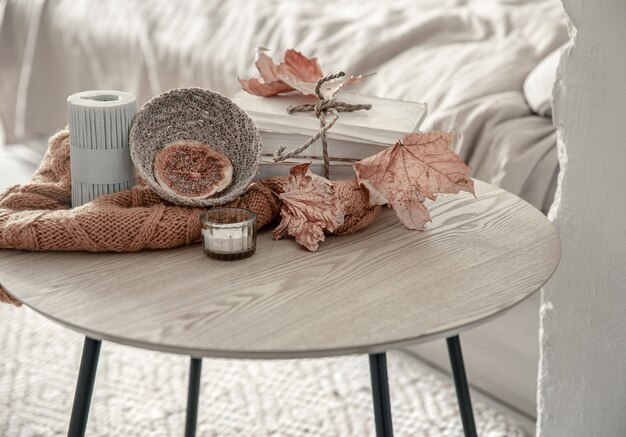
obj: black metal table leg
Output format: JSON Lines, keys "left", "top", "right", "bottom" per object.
{"left": 68, "top": 337, "right": 102, "bottom": 437}
{"left": 447, "top": 335, "right": 477, "bottom": 437}
{"left": 184, "top": 357, "right": 202, "bottom": 437}
{"left": 369, "top": 353, "right": 394, "bottom": 437}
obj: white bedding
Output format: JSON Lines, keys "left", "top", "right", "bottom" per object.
{"left": 0, "top": 0, "right": 567, "bottom": 211}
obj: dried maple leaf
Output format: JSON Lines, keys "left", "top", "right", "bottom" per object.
{"left": 280, "top": 72, "right": 375, "bottom": 98}
{"left": 239, "top": 48, "right": 323, "bottom": 97}
{"left": 353, "top": 131, "right": 474, "bottom": 230}
{"left": 273, "top": 163, "right": 345, "bottom": 251}
{"left": 240, "top": 48, "right": 372, "bottom": 97}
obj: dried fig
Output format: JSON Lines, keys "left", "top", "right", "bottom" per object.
{"left": 154, "top": 140, "right": 233, "bottom": 199}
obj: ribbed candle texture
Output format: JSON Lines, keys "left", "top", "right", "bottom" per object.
{"left": 68, "top": 90, "right": 137, "bottom": 207}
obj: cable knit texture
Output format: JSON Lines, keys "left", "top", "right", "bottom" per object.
{"left": 0, "top": 131, "right": 380, "bottom": 306}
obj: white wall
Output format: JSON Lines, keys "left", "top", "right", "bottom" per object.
{"left": 538, "top": 1, "right": 626, "bottom": 435}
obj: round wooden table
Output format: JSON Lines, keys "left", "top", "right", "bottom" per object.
{"left": 0, "top": 181, "right": 560, "bottom": 437}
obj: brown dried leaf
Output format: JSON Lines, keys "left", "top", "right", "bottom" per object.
{"left": 273, "top": 163, "right": 345, "bottom": 251}
{"left": 353, "top": 131, "right": 474, "bottom": 230}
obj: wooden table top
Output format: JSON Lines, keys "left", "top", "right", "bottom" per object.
{"left": 0, "top": 181, "right": 560, "bottom": 359}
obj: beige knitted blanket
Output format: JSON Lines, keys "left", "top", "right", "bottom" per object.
{"left": 0, "top": 131, "right": 379, "bottom": 306}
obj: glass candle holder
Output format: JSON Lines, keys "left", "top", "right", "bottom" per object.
{"left": 200, "top": 208, "right": 257, "bottom": 260}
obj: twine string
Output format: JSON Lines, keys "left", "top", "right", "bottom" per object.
{"left": 272, "top": 71, "right": 372, "bottom": 179}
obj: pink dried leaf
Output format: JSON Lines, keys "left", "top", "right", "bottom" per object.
{"left": 276, "top": 76, "right": 320, "bottom": 96}
{"left": 255, "top": 47, "right": 282, "bottom": 82}
{"left": 353, "top": 131, "right": 474, "bottom": 230}
{"left": 240, "top": 48, "right": 324, "bottom": 97}
{"left": 240, "top": 48, "right": 373, "bottom": 97}
{"left": 273, "top": 163, "right": 345, "bottom": 251}
{"left": 280, "top": 72, "right": 375, "bottom": 97}
{"left": 388, "top": 194, "right": 432, "bottom": 230}
{"left": 344, "top": 72, "right": 376, "bottom": 87}
{"left": 278, "top": 49, "right": 324, "bottom": 83}
{"left": 322, "top": 72, "right": 375, "bottom": 98}
{"left": 239, "top": 78, "right": 293, "bottom": 97}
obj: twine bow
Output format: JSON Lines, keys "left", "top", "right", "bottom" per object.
{"left": 272, "top": 71, "right": 372, "bottom": 178}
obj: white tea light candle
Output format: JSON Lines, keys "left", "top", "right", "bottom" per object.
{"left": 201, "top": 208, "right": 257, "bottom": 260}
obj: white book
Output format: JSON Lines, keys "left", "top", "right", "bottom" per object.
{"left": 235, "top": 90, "right": 428, "bottom": 180}
{"left": 259, "top": 130, "right": 388, "bottom": 161}
{"left": 233, "top": 91, "right": 427, "bottom": 145}
{"left": 256, "top": 157, "right": 356, "bottom": 180}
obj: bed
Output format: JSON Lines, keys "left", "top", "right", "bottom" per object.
{"left": 0, "top": 0, "right": 568, "bottom": 419}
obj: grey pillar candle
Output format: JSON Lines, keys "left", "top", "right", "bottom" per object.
{"left": 67, "top": 90, "right": 137, "bottom": 207}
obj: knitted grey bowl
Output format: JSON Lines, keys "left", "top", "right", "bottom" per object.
{"left": 130, "top": 88, "right": 262, "bottom": 206}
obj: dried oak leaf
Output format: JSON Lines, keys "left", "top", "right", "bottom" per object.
{"left": 353, "top": 131, "right": 475, "bottom": 230}
{"left": 273, "top": 163, "right": 345, "bottom": 251}
{"left": 239, "top": 48, "right": 323, "bottom": 97}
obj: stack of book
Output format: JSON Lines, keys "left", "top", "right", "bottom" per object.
{"left": 232, "top": 91, "right": 427, "bottom": 179}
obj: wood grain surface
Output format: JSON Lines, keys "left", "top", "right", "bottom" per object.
{"left": 0, "top": 181, "right": 560, "bottom": 359}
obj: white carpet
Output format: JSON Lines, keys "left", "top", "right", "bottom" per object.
{"left": 0, "top": 305, "right": 524, "bottom": 436}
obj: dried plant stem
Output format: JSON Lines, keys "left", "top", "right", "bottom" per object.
{"left": 272, "top": 71, "right": 372, "bottom": 179}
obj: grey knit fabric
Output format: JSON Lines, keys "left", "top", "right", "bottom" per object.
{"left": 130, "top": 88, "right": 261, "bottom": 206}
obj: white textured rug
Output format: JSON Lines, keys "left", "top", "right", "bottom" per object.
{"left": 0, "top": 305, "right": 524, "bottom": 436}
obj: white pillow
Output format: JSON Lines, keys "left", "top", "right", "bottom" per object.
{"left": 523, "top": 47, "right": 563, "bottom": 117}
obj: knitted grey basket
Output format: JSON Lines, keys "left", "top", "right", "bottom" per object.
{"left": 130, "top": 88, "right": 262, "bottom": 206}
